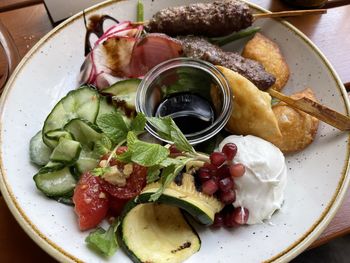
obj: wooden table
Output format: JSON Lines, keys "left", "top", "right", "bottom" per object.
{"left": 0, "top": 0, "right": 349, "bottom": 261}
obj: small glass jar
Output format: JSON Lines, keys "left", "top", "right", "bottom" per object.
{"left": 136, "top": 58, "right": 233, "bottom": 145}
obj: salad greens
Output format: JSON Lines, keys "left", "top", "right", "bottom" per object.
{"left": 92, "top": 111, "right": 207, "bottom": 202}
{"left": 86, "top": 220, "right": 120, "bottom": 257}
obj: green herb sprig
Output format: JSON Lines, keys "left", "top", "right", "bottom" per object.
{"left": 93, "top": 112, "right": 209, "bottom": 201}
{"left": 85, "top": 219, "right": 120, "bottom": 257}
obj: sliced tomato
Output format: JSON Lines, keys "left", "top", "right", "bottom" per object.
{"left": 73, "top": 172, "right": 109, "bottom": 231}
{"left": 99, "top": 146, "right": 147, "bottom": 199}
{"left": 100, "top": 163, "right": 147, "bottom": 199}
{"left": 109, "top": 196, "right": 130, "bottom": 216}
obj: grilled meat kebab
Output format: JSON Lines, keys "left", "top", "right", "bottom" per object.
{"left": 178, "top": 36, "right": 276, "bottom": 90}
{"left": 146, "top": 0, "right": 253, "bottom": 37}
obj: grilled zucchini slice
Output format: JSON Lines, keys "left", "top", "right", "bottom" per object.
{"left": 118, "top": 203, "right": 200, "bottom": 263}
{"left": 139, "top": 173, "right": 223, "bottom": 225}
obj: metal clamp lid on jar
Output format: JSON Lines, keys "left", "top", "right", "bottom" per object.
{"left": 136, "top": 58, "right": 233, "bottom": 145}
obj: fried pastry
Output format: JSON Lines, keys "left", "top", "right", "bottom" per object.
{"left": 242, "top": 33, "right": 289, "bottom": 91}
{"left": 214, "top": 66, "right": 282, "bottom": 142}
{"left": 270, "top": 88, "right": 319, "bottom": 153}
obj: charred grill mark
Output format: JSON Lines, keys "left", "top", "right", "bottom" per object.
{"left": 171, "top": 241, "right": 192, "bottom": 253}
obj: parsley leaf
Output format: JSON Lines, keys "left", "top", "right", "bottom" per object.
{"left": 85, "top": 220, "right": 119, "bottom": 257}
{"left": 96, "top": 112, "right": 129, "bottom": 144}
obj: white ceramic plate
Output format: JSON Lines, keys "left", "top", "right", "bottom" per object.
{"left": 0, "top": 1, "right": 349, "bottom": 262}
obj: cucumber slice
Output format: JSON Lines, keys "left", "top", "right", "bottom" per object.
{"left": 50, "top": 138, "right": 82, "bottom": 165}
{"left": 102, "top": 79, "right": 140, "bottom": 116}
{"left": 97, "top": 96, "right": 132, "bottom": 127}
{"left": 29, "top": 131, "right": 52, "bottom": 166}
{"left": 54, "top": 196, "right": 74, "bottom": 206}
{"left": 118, "top": 203, "right": 200, "bottom": 263}
{"left": 45, "top": 129, "right": 72, "bottom": 141}
{"left": 34, "top": 167, "right": 76, "bottom": 197}
{"left": 64, "top": 119, "right": 102, "bottom": 150}
{"left": 97, "top": 96, "right": 115, "bottom": 118}
{"left": 39, "top": 161, "right": 66, "bottom": 173}
{"left": 42, "top": 86, "right": 100, "bottom": 148}
{"left": 75, "top": 150, "right": 99, "bottom": 175}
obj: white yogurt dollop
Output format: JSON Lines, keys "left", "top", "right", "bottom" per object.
{"left": 219, "top": 135, "right": 287, "bottom": 224}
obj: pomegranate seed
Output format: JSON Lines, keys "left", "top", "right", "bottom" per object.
{"left": 222, "top": 143, "right": 237, "bottom": 161}
{"left": 212, "top": 213, "right": 224, "bottom": 228}
{"left": 210, "top": 152, "right": 227, "bottom": 167}
{"left": 169, "top": 144, "right": 181, "bottom": 154}
{"left": 218, "top": 177, "right": 234, "bottom": 192}
{"left": 202, "top": 179, "right": 219, "bottom": 195}
{"left": 229, "top": 163, "right": 246, "bottom": 178}
{"left": 169, "top": 145, "right": 183, "bottom": 157}
{"left": 215, "top": 165, "right": 230, "bottom": 179}
{"left": 203, "top": 163, "right": 219, "bottom": 177}
{"left": 219, "top": 190, "right": 236, "bottom": 204}
{"left": 198, "top": 169, "right": 211, "bottom": 182}
{"left": 233, "top": 207, "right": 249, "bottom": 225}
{"left": 224, "top": 210, "right": 237, "bottom": 228}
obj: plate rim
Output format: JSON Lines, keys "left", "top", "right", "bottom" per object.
{"left": 0, "top": 0, "right": 349, "bottom": 262}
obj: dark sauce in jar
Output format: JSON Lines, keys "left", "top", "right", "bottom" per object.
{"left": 155, "top": 93, "right": 215, "bottom": 135}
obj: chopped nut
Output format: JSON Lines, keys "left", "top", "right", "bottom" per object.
{"left": 85, "top": 198, "right": 92, "bottom": 204}
{"left": 92, "top": 184, "right": 99, "bottom": 193}
{"left": 81, "top": 184, "right": 88, "bottom": 190}
{"left": 99, "top": 160, "right": 108, "bottom": 168}
{"left": 123, "top": 163, "right": 134, "bottom": 177}
{"left": 102, "top": 166, "right": 127, "bottom": 186}
{"left": 99, "top": 192, "right": 107, "bottom": 199}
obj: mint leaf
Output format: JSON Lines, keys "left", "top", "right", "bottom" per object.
{"left": 126, "top": 131, "right": 138, "bottom": 149}
{"left": 147, "top": 117, "right": 172, "bottom": 141}
{"left": 147, "top": 165, "right": 161, "bottom": 183}
{"left": 97, "top": 112, "right": 129, "bottom": 143}
{"left": 147, "top": 116, "right": 195, "bottom": 154}
{"left": 91, "top": 167, "right": 110, "bottom": 177}
{"left": 130, "top": 113, "right": 146, "bottom": 132}
{"left": 149, "top": 165, "right": 175, "bottom": 201}
{"left": 116, "top": 150, "right": 132, "bottom": 163}
{"left": 85, "top": 224, "right": 118, "bottom": 257}
{"left": 149, "top": 159, "right": 187, "bottom": 201}
{"left": 169, "top": 119, "right": 195, "bottom": 154}
{"left": 94, "top": 135, "right": 112, "bottom": 155}
{"left": 131, "top": 141, "right": 169, "bottom": 167}
{"left": 159, "top": 156, "right": 186, "bottom": 167}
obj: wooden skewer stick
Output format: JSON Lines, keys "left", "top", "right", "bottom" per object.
{"left": 268, "top": 88, "right": 350, "bottom": 131}
{"left": 253, "top": 9, "right": 327, "bottom": 20}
